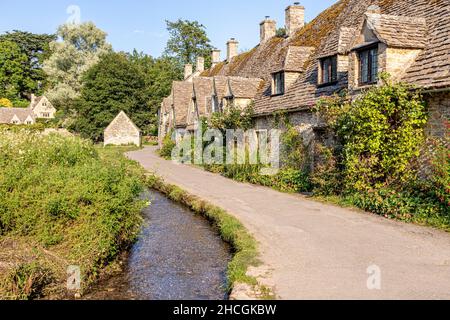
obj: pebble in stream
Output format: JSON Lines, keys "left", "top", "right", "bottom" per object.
{"left": 87, "top": 190, "right": 231, "bottom": 300}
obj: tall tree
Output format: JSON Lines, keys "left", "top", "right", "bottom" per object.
{"left": 43, "top": 22, "right": 111, "bottom": 109}
{"left": 128, "top": 50, "right": 183, "bottom": 134}
{"left": 0, "top": 31, "right": 56, "bottom": 98}
{"left": 0, "top": 40, "right": 29, "bottom": 104}
{"left": 71, "top": 52, "right": 150, "bottom": 141}
{"left": 164, "top": 19, "right": 213, "bottom": 68}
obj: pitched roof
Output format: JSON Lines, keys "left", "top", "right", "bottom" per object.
{"left": 364, "top": 12, "right": 428, "bottom": 49}
{"left": 213, "top": 76, "right": 229, "bottom": 100}
{"left": 29, "top": 97, "right": 43, "bottom": 109}
{"left": 105, "top": 111, "right": 140, "bottom": 133}
{"left": 227, "top": 77, "right": 263, "bottom": 99}
{"left": 172, "top": 81, "right": 193, "bottom": 127}
{"left": 397, "top": 0, "right": 450, "bottom": 88}
{"left": 193, "top": 77, "right": 214, "bottom": 117}
{"left": 274, "top": 46, "right": 315, "bottom": 73}
{"left": 319, "top": 27, "right": 358, "bottom": 58}
{"left": 0, "top": 108, "right": 35, "bottom": 124}
{"left": 175, "top": 0, "right": 450, "bottom": 117}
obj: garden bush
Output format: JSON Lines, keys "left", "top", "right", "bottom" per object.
{"left": 159, "top": 132, "right": 176, "bottom": 159}
{"left": 315, "top": 74, "right": 448, "bottom": 226}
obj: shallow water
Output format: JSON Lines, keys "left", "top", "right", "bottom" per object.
{"left": 86, "top": 190, "right": 231, "bottom": 300}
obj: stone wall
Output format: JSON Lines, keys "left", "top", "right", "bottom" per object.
{"left": 104, "top": 129, "right": 141, "bottom": 147}
{"left": 382, "top": 45, "right": 422, "bottom": 81}
{"left": 426, "top": 91, "right": 450, "bottom": 139}
{"left": 104, "top": 112, "right": 141, "bottom": 147}
{"left": 284, "top": 72, "right": 301, "bottom": 91}
{"left": 254, "top": 109, "right": 322, "bottom": 147}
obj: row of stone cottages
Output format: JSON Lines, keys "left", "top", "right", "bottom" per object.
{"left": 158, "top": 0, "right": 449, "bottom": 158}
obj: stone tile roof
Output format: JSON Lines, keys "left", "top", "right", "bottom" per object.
{"left": 177, "top": 0, "right": 450, "bottom": 117}
{"left": 364, "top": 12, "right": 428, "bottom": 49}
{"left": 395, "top": 0, "right": 450, "bottom": 89}
{"left": 274, "top": 46, "right": 316, "bottom": 72}
{"left": 213, "top": 76, "right": 229, "bottom": 101}
{"left": 105, "top": 111, "right": 140, "bottom": 133}
{"left": 193, "top": 77, "right": 214, "bottom": 117}
{"left": 0, "top": 108, "right": 35, "bottom": 124}
{"left": 172, "top": 81, "right": 193, "bottom": 127}
{"left": 226, "top": 77, "right": 263, "bottom": 99}
{"left": 29, "top": 97, "right": 42, "bottom": 109}
{"left": 319, "top": 27, "right": 358, "bottom": 58}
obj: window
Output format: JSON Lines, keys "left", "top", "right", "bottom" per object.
{"left": 42, "top": 112, "right": 50, "bottom": 118}
{"left": 319, "top": 56, "right": 337, "bottom": 85}
{"left": 272, "top": 72, "right": 285, "bottom": 95}
{"left": 359, "top": 46, "right": 378, "bottom": 85}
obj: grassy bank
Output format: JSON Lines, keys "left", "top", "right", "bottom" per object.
{"left": 0, "top": 130, "right": 146, "bottom": 299}
{"left": 145, "top": 174, "right": 273, "bottom": 298}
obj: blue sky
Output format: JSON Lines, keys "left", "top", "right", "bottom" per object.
{"left": 0, "top": 0, "right": 338, "bottom": 57}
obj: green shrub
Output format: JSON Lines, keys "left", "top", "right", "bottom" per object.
{"left": 310, "top": 143, "right": 343, "bottom": 196}
{"left": 346, "top": 186, "right": 449, "bottom": 229}
{"left": 339, "top": 75, "right": 427, "bottom": 191}
{"left": 159, "top": 133, "right": 176, "bottom": 159}
{"left": 210, "top": 104, "right": 254, "bottom": 131}
{"left": 314, "top": 74, "right": 448, "bottom": 226}
{"left": 280, "top": 126, "right": 309, "bottom": 170}
{"left": 429, "top": 139, "right": 450, "bottom": 208}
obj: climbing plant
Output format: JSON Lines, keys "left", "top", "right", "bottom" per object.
{"left": 315, "top": 73, "right": 428, "bottom": 192}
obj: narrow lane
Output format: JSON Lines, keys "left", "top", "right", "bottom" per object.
{"left": 128, "top": 147, "right": 450, "bottom": 300}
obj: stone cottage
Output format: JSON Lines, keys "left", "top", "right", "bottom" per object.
{"left": 0, "top": 94, "right": 57, "bottom": 125}
{"left": 0, "top": 107, "right": 36, "bottom": 125}
{"left": 159, "top": 0, "right": 450, "bottom": 146}
{"left": 104, "top": 111, "right": 141, "bottom": 147}
{"left": 29, "top": 94, "right": 57, "bottom": 119}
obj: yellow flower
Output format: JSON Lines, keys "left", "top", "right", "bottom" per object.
{"left": 0, "top": 98, "right": 13, "bottom": 108}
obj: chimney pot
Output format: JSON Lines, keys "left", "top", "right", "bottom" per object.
{"left": 227, "top": 38, "right": 239, "bottom": 62}
{"left": 286, "top": 2, "right": 305, "bottom": 37}
{"left": 184, "top": 64, "right": 193, "bottom": 80}
{"left": 260, "top": 17, "right": 277, "bottom": 43}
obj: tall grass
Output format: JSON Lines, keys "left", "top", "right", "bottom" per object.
{"left": 0, "top": 130, "right": 146, "bottom": 299}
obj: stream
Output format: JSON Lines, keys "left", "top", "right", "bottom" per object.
{"left": 86, "top": 190, "right": 231, "bottom": 300}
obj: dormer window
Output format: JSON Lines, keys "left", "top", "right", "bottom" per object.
{"left": 358, "top": 46, "right": 378, "bottom": 85}
{"left": 272, "top": 72, "right": 285, "bottom": 96}
{"left": 319, "top": 55, "right": 337, "bottom": 86}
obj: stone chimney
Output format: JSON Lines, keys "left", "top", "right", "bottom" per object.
{"left": 196, "top": 56, "right": 205, "bottom": 73}
{"left": 286, "top": 2, "right": 305, "bottom": 37}
{"left": 260, "top": 16, "right": 277, "bottom": 43}
{"left": 31, "top": 94, "right": 36, "bottom": 105}
{"left": 211, "top": 49, "right": 221, "bottom": 68}
{"left": 227, "top": 38, "right": 239, "bottom": 62}
{"left": 184, "top": 64, "right": 193, "bottom": 80}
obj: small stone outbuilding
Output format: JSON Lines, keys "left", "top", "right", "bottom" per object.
{"left": 104, "top": 111, "right": 141, "bottom": 147}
